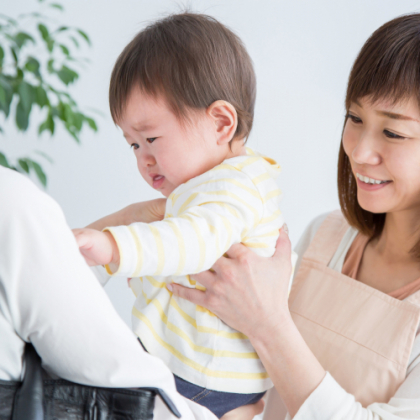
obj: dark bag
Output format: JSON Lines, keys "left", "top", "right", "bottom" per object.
{"left": 5, "top": 344, "right": 181, "bottom": 420}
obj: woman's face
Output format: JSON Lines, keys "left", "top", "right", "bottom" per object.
{"left": 343, "top": 96, "right": 420, "bottom": 215}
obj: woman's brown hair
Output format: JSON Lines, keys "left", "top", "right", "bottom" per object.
{"left": 338, "top": 14, "right": 420, "bottom": 260}
{"left": 109, "top": 12, "right": 256, "bottom": 143}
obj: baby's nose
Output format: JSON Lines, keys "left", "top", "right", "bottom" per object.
{"left": 139, "top": 151, "right": 156, "bottom": 166}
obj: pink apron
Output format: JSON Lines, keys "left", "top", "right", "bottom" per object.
{"left": 288, "top": 211, "right": 420, "bottom": 407}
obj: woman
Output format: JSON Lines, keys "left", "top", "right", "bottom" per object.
{"left": 169, "top": 14, "right": 420, "bottom": 419}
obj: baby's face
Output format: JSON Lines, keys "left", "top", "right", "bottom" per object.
{"left": 118, "top": 87, "right": 223, "bottom": 197}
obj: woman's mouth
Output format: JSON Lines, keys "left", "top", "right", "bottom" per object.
{"left": 355, "top": 172, "right": 392, "bottom": 191}
{"left": 152, "top": 175, "right": 165, "bottom": 189}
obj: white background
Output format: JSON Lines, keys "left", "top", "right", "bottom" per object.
{"left": 3, "top": 0, "right": 420, "bottom": 326}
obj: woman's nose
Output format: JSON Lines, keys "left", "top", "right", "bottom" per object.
{"left": 351, "top": 133, "right": 381, "bottom": 166}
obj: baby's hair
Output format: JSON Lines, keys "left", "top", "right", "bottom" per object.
{"left": 109, "top": 12, "right": 256, "bottom": 143}
{"left": 338, "top": 13, "right": 420, "bottom": 260}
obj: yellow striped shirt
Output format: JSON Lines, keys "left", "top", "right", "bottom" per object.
{"left": 107, "top": 149, "right": 284, "bottom": 393}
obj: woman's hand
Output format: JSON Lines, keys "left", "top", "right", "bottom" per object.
{"left": 219, "top": 400, "right": 264, "bottom": 420}
{"left": 169, "top": 228, "right": 326, "bottom": 418}
{"left": 86, "top": 198, "right": 166, "bottom": 230}
{"left": 168, "top": 228, "right": 293, "bottom": 340}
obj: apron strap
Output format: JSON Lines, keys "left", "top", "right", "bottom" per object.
{"left": 303, "top": 210, "right": 350, "bottom": 266}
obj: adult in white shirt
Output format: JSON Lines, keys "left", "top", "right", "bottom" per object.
{"left": 168, "top": 13, "right": 420, "bottom": 420}
{"left": 0, "top": 166, "right": 262, "bottom": 420}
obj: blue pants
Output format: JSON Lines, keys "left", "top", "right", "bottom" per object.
{"left": 174, "top": 375, "right": 265, "bottom": 418}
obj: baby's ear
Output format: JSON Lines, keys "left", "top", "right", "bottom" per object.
{"left": 207, "top": 100, "right": 238, "bottom": 145}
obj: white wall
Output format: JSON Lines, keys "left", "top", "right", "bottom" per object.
{"left": 3, "top": 0, "right": 420, "bottom": 325}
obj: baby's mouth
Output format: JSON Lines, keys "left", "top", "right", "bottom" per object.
{"left": 152, "top": 175, "right": 165, "bottom": 189}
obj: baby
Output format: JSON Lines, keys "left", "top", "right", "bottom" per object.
{"left": 75, "top": 12, "right": 287, "bottom": 418}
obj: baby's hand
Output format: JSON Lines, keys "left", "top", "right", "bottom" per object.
{"left": 72, "top": 228, "right": 120, "bottom": 268}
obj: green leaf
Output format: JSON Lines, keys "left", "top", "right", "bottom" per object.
{"left": 15, "top": 100, "right": 30, "bottom": 130}
{"left": 77, "top": 29, "right": 91, "bottom": 46}
{"left": 67, "top": 128, "right": 80, "bottom": 143}
{"left": 59, "top": 44, "right": 69, "bottom": 56}
{"left": 63, "top": 103, "right": 74, "bottom": 124}
{"left": 72, "top": 112, "right": 83, "bottom": 131}
{"left": 29, "top": 159, "right": 47, "bottom": 186}
{"left": 0, "top": 14, "right": 17, "bottom": 26}
{"left": 0, "top": 152, "right": 10, "bottom": 168}
{"left": 0, "top": 46, "right": 4, "bottom": 68}
{"left": 18, "top": 82, "right": 34, "bottom": 112}
{"left": 38, "top": 23, "right": 49, "bottom": 42}
{"left": 18, "top": 158, "right": 30, "bottom": 173}
{"left": 14, "top": 32, "right": 35, "bottom": 49}
{"left": 10, "top": 47, "right": 18, "bottom": 64}
{"left": 34, "top": 150, "right": 54, "bottom": 163}
{"left": 56, "top": 26, "right": 69, "bottom": 32}
{"left": 16, "top": 68, "right": 24, "bottom": 80}
{"left": 56, "top": 65, "right": 78, "bottom": 85}
{"left": 49, "top": 3, "right": 64, "bottom": 11}
{"left": 70, "top": 36, "right": 79, "bottom": 48}
{"left": 85, "top": 116, "right": 98, "bottom": 131}
{"left": 38, "top": 112, "right": 54, "bottom": 135}
{"left": 47, "top": 39, "right": 54, "bottom": 52}
{"left": 0, "top": 76, "right": 13, "bottom": 117}
{"left": 25, "top": 57, "right": 41, "bottom": 77}
{"left": 55, "top": 101, "right": 65, "bottom": 120}
{"left": 47, "top": 59, "right": 54, "bottom": 73}
{"left": 35, "top": 85, "right": 48, "bottom": 108}
{"left": 18, "top": 12, "right": 44, "bottom": 19}
{"left": 0, "top": 85, "right": 5, "bottom": 105}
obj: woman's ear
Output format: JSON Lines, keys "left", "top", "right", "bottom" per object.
{"left": 207, "top": 100, "right": 238, "bottom": 145}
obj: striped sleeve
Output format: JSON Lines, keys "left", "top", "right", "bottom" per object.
{"left": 105, "top": 169, "right": 265, "bottom": 278}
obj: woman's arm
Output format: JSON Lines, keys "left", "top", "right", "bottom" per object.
{"left": 168, "top": 230, "right": 325, "bottom": 418}
{"left": 86, "top": 198, "right": 166, "bottom": 230}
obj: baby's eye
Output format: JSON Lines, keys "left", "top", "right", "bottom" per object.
{"left": 384, "top": 130, "right": 405, "bottom": 140}
{"left": 146, "top": 137, "right": 157, "bottom": 144}
{"left": 130, "top": 143, "right": 139, "bottom": 150}
{"left": 346, "top": 113, "right": 362, "bottom": 124}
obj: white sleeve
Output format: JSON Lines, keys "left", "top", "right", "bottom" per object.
{"left": 0, "top": 168, "right": 216, "bottom": 420}
{"left": 293, "top": 366, "right": 420, "bottom": 420}
{"left": 264, "top": 366, "right": 420, "bottom": 420}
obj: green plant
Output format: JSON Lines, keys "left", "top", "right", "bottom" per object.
{"left": 0, "top": 0, "right": 98, "bottom": 186}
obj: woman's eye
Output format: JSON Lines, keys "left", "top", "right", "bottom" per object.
{"left": 346, "top": 113, "right": 362, "bottom": 124}
{"left": 384, "top": 130, "right": 405, "bottom": 140}
{"left": 146, "top": 137, "right": 157, "bottom": 144}
{"left": 130, "top": 143, "right": 139, "bottom": 150}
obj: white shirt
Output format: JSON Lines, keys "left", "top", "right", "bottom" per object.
{"left": 0, "top": 167, "right": 216, "bottom": 420}
{"left": 264, "top": 213, "right": 420, "bottom": 420}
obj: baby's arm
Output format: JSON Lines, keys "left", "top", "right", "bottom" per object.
{"left": 105, "top": 172, "right": 275, "bottom": 278}
{"left": 73, "top": 198, "right": 166, "bottom": 268}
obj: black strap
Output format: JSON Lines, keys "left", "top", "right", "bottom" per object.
{"left": 11, "top": 343, "right": 181, "bottom": 419}
{"left": 142, "top": 388, "right": 181, "bottom": 418}
{"left": 12, "top": 344, "right": 44, "bottom": 420}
